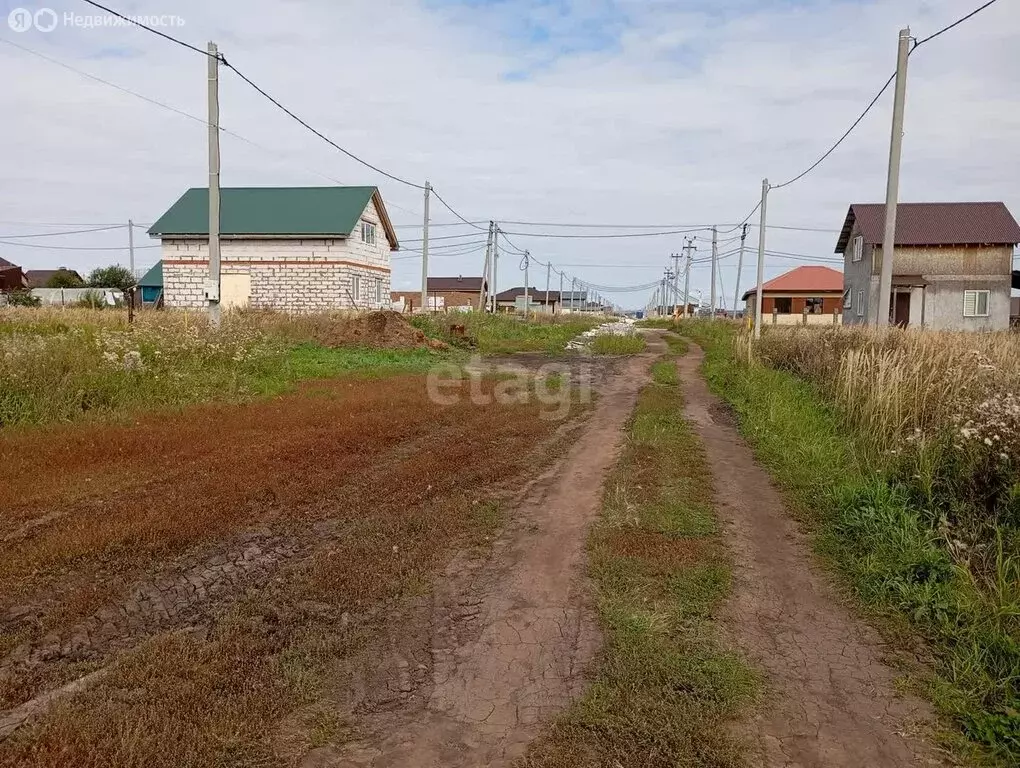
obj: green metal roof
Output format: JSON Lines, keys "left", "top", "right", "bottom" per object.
{"left": 147, "top": 186, "right": 389, "bottom": 240}
{"left": 138, "top": 260, "right": 163, "bottom": 288}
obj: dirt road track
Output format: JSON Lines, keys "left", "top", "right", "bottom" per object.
{"left": 316, "top": 344, "right": 661, "bottom": 768}
{"left": 677, "top": 343, "right": 943, "bottom": 767}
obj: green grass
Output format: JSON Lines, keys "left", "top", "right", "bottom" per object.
{"left": 589, "top": 334, "right": 647, "bottom": 356}
{"left": 280, "top": 343, "right": 448, "bottom": 381}
{"left": 522, "top": 352, "right": 758, "bottom": 768}
{"left": 679, "top": 319, "right": 1020, "bottom": 765}
{"left": 409, "top": 312, "right": 600, "bottom": 354}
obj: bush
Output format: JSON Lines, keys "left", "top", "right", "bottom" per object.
{"left": 5, "top": 290, "right": 40, "bottom": 307}
{"left": 45, "top": 269, "right": 84, "bottom": 288}
{"left": 87, "top": 264, "right": 135, "bottom": 292}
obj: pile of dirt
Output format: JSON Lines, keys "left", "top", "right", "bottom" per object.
{"left": 312, "top": 311, "right": 447, "bottom": 351}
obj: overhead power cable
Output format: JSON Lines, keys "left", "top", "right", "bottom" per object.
{"left": 0, "top": 224, "right": 127, "bottom": 239}
{"left": 913, "top": 0, "right": 1000, "bottom": 47}
{"left": 79, "top": 0, "right": 212, "bottom": 57}
{"left": 0, "top": 239, "right": 159, "bottom": 251}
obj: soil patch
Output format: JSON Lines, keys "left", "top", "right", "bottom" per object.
{"left": 676, "top": 343, "right": 944, "bottom": 767}
{"left": 308, "top": 311, "right": 447, "bottom": 350}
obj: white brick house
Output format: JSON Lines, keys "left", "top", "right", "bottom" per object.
{"left": 148, "top": 186, "right": 398, "bottom": 312}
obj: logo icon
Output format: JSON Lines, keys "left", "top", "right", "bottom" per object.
{"left": 8, "top": 8, "right": 33, "bottom": 32}
{"left": 34, "top": 7, "right": 57, "bottom": 32}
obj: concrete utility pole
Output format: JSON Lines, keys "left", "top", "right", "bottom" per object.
{"left": 558, "top": 270, "right": 563, "bottom": 315}
{"left": 571, "top": 276, "right": 577, "bottom": 313}
{"left": 421, "top": 181, "right": 431, "bottom": 313}
{"left": 753, "top": 178, "right": 770, "bottom": 339}
{"left": 710, "top": 226, "right": 718, "bottom": 319}
{"left": 545, "top": 262, "right": 551, "bottom": 315}
{"left": 128, "top": 219, "right": 136, "bottom": 280}
{"left": 683, "top": 237, "right": 694, "bottom": 317}
{"left": 478, "top": 220, "right": 494, "bottom": 311}
{"left": 733, "top": 223, "right": 748, "bottom": 318}
{"left": 206, "top": 41, "right": 222, "bottom": 328}
{"left": 523, "top": 250, "right": 530, "bottom": 319}
{"left": 671, "top": 251, "right": 682, "bottom": 315}
{"left": 490, "top": 224, "right": 499, "bottom": 313}
{"left": 878, "top": 27, "right": 911, "bottom": 328}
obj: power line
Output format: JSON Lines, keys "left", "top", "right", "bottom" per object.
{"left": 0, "top": 225, "right": 127, "bottom": 239}
{"left": 430, "top": 189, "right": 489, "bottom": 232}
{"left": 913, "top": 0, "right": 1000, "bottom": 47}
{"left": 79, "top": 0, "right": 212, "bottom": 58}
{"left": 0, "top": 239, "right": 159, "bottom": 251}
{"left": 498, "top": 226, "right": 708, "bottom": 240}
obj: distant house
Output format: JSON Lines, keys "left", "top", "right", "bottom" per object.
{"left": 836, "top": 202, "right": 1020, "bottom": 330}
{"left": 137, "top": 261, "right": 164, "bottom": 306}
{"left": 24, "top": 268, "right": 83, "bottom": 289}
{"left": 148, "top": 186, "right": 398, "bottom": 312}
{"left": 494, "top": 287, "right": 561, "bottom": 314}
{"left": 742, "top": 265, "right": 844, "bottom": 324}
{"left": 391, "top": 276, "right": 488, "bottom": 312}
{"left": 0, "top": 257, "right": 26, "bottom": 293}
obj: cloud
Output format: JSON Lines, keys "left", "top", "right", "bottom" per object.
{"left": 0, "top": 0, "right": 1017, "bottom": 306}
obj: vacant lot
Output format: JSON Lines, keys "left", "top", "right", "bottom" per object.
{"left": 686, "top": 321, "right": 1020, "bottom": 764}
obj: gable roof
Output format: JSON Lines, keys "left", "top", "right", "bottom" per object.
{"left": 426, "top": 276, "right": 487, "bottom": 292}
{"left": 742, "top": 266, "right": 843, "bottom": 300}
{"left": 495, "top": 287, "right": 561, "bottom": 303}
{"left": 147, "top": 186, "right": 399, "bottom": 250}
{"left": 0, "top": 257, "right": 16, "bottom": 269}
{"left": 836, "top": 202, "right": 1020, "bottom": 253}
{"left": 138, "top": 261, "right": 163, "bottom": 288}
{"left": 24, "top": 269, "right": 83, "bottom": 288}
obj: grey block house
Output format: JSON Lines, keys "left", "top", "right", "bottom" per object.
{"left": 149, "top": 186, "right": 399, "bottom": 312}
{"left": 836, "top": 202, "right": 1020, "bottom": 331}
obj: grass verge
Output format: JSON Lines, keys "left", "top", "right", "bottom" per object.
{"left": 522, "top": 356, "right": 758, "bottom": 767}
{"left": 409, "top": 312, "right": 601, "bottom": 354}
{"left": 589, "top": 334, "right": 647, "bottom": 356}
{"left": 679, "top": 320, "right": 1018, "bottom": 765}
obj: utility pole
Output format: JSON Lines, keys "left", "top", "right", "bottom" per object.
{"left": 128, "top": 219, "right": 136, "bottom": 280}
{"left": 206, "top": 41, "right": 222, "bottom": 329}
{"left": 671, "top": 251, "right": 682, "bottom": 315}
{"left": 545, "top": 261, "right": 551, "bottom": 315}
{"left": 490, "top": 224, "right": 499, "bottom": 313}
{"left": 878, "top": 27, "right": 911, "bottom": 329}
{"left": 709, "top": 226, "right": 718, "bottom": 319}
{"left": 478, "top": 220, "right": 494, "bottom": 311}
{"left": 523, "top": 250, "right": 530, "bottom": 319}
{"left": 571, "top": 276, "right": 577, "bottom": 313}
{"left": 753, "top": 179, "right": 770, "bottom": 339}
{"left": 733, "top": 223, "right": 748, "bottom": 318}
{"left": 421, "top": 181, "right": 431, "bottom": 313}
{"left": 558, "top": 270, "right": 563, "bottom": 315}
{"left": 683, "top": 237, "right": 694, "bottom": 317}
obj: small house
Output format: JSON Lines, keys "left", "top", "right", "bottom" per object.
{"left": 391, "top": 276, "right": 488, "bottom": 312}
{"left": 494, "top": 287, "right": 561, "bottom": 314}
{"left": 137, "top": 261, "right": 164, "bottom": 306}
{"left": 836, "top": 202, "right": 1020, "bottom": 330}
{"left": 148, "top": 186, "right": 398, "bottom": 312}
{"left": 742, "top": 265, "right": 844, "bottom": 324}
{"left": 24, "top": 268, "right": 83, "bottom": 289}
{"left": 0, "top": 257, "right": 26, "bottom": 293}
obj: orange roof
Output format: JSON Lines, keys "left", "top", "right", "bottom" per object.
{"left": 742, "top": 266, "right": 843, "bottom": 300}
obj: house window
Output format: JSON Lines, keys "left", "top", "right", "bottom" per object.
{"left": 806, "top": 297, "right": 824, "bottom": 314}
{"left": 963, "top": 289, "right": 990, "bottom": 318}
{"left": 851, "top": 235, "right": 863, "bottom": 263}
{"left": 843, "top": 288, "right": 852, "bottom": 309}
{"left": 352, "top": 275, "right": 361, "bottom": 302}
{"left": 774, "top": 297, "right": 792, "bottom": 314}
{"left": 361, "top": 221, "right": 377, "bottom": 246}
{"left": 375, "top": 279, "right": 382, "bottom": 304}
{"left": 856, "top": 290, "right": 865, "bottom": 316}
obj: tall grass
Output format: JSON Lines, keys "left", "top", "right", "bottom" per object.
{"left": 408, "top": 312, "right": 601, "bottom": 354}
{"left": 683, "top": 321, "right": 1020, "bottom": 763}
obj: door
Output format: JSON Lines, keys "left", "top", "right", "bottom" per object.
{"left": 893, "top": 291, "right": 910, "bottom": 327}
{"left": 221, "top": 273, "right": 252, "bottom": 310}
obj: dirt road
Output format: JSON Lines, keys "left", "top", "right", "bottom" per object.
{"left": 677, "top": 343, "right": 942, "bottom": 767}
{"left": 315, "top": 348, "right": 658, "bottom": 768}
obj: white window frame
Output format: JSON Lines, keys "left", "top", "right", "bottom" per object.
{"left": 851, "top": 235, "right": 863, "bottom": 263}
{"left": 361, "top": 220, "right": 377, "bottom": 246}
{"left": 963, "top": 289, "right": 990, "bottom": 318}
{"left": 842, "top": 287, "right": 852, "bottom": 309}
{"left": 352, "top": 275, "right": 361, "bottom": 302}
{"left": 856, "top": 290, "right": 865, "bottom": 317}
{"left": 375, "top": 279, "right": 382, "bottom": 305}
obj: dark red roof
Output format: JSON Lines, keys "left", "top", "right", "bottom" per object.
{"left": 742, "top": 266, "right": 843, "bottom": 300}
{"left": 836, "top": 202, "right": 1020, "bottom": 253}
{"left": 0, "top": 257, "right": 16, "bottom": 269}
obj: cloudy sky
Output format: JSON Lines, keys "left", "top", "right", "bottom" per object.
{"left": 1, "top": 0, "right": 1017, "bottom": 309}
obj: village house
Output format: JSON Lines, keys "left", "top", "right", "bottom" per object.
{"left": 494, "top": 287, "right": 561, "bottom": 314}
{"left": 148, "top": 186, "right": 398, "bottom": 312}
{"left": 836, "top": 202, "right": 1020, "bottom": 330}
{"left": 391, "top": 276, "right": 488, "bottom": 312}
{"left": 742, "top": 265, "right": 845, "bottom": 325}
{"left": 0, "top": 257, "right": 26, "bottom": 293}
{"left": 24, "top": 268, "right": 83, "bottom": 289}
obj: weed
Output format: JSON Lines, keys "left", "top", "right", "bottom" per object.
{"left": 589, "top": 334, "right": 646, "bottom": 356}
{"left": 409, "top": 312, "right": 600, "bottom": 354}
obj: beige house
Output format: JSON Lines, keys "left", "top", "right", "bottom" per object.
{"left": 148, "top": 186, "right": 398, "bottom": 312}
{"left": 837, "top": 202, "right": 1020, "bottom": 330}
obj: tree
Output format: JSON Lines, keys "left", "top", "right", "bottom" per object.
{"left": 45, "top": 269, "right": 84, "bottom": 288}
{"left": 87, "top": 264, "right": 134, "bottom": 292}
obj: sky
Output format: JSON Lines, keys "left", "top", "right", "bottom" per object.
{"left": 1, "top": 0, "right": 1018, "bottom": 310}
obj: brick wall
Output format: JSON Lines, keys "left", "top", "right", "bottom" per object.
{"left": 161, "top": 237, "right": 391, "bottom": 312}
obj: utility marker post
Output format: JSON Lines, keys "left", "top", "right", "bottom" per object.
{"left": 421, "top": 181, "right": 431, "bottom": 313}
{"left": 523, "top": 251, "right": 530, "bottom": 319}
{"left": 206, "top": 41, "right": 222, "bottom": 329}
{"left": 545, "top": 262, "right": 551, "bottom": 315}
{"left": 753, "top": 179, "right": 770, "bottom": 339}
{"left": 683, "top": 237, "right": 694, "bottom": 317}
{"left": 478, "top": 220, "right": 494, "bottom": 311}
{"left": 709, "top": 226, "right": 718, "bottom": 319}
{"left": 878, "top": 27, "right": 911, "bottom": 329}
{"left": 733, "top": 223, "right": 748, "bottom": 318}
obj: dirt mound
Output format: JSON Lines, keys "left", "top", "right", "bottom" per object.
{"left": 312, "top": 311, "right": 447, "bottom": 350}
